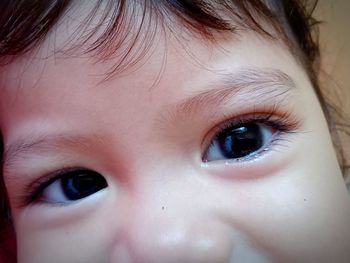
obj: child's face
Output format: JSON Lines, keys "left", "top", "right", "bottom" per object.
{"left": 1, "top": 17, "right": 350, "bottom": 263}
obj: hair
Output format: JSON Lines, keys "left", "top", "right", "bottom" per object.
{"left": 1, "top": 0, "right": 348, "bottom": 260}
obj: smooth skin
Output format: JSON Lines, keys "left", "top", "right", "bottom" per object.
{"left": 1, "top": 7, "right": 350, "bottom": 263}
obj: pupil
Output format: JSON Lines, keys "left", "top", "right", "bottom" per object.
{"left": 218, "top": 123, "right": 263, "bottom": 158}
{"left": 61, "top": 171, "right": 107, "bottom": 200}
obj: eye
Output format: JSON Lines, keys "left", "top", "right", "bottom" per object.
{"left": 35, "top": 169, "right": 108, "bottom": 204}
{"left": 203, "top": 122, "right": 277, "bottom": 162}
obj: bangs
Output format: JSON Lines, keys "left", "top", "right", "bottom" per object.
{"left": 0, "top": 1, "right": 319, "bottom": 75}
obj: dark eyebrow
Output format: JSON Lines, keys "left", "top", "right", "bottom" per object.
{"left": 169, "top": 68, "right": 296, "bottom": 122}
{"left": 2, "top": 134, "right": 103, "bottom": 174}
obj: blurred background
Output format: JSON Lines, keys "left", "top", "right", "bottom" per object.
{"left": 316, "top": 0, "right": 350, "bottom": 183}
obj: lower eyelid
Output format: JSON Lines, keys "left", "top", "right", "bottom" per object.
{"left": 201, "top": 133, "right": 297, "bottom": 181}
{"left": 203, "top": 128, "right": 295, "bottom": 165}
{"left": 204, "top": 131, "right": 274, "bottom": 163}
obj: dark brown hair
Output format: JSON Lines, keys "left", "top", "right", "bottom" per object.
{"left": 0, "top": 0, "right": 321, "bottom": 71}
{"left": 1, "top": 0, "right": 342, "bottom": 261}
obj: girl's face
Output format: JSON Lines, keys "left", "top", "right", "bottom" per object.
{"left": 1, "top": 15, "right": 350, "bottom": 263}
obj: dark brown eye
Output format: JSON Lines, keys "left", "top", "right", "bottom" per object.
{"left": 41, "top": 169, "right": 108, "bottom": 203}
{"left": 204, "top": 122, "right": 275, "bottom": 162}
{"left": 61, "top": 170, "right": 107, "bottom": 200}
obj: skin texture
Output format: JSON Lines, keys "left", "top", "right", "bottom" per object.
{"left": 1, "top": 8, "right": 350, "bottom": 263}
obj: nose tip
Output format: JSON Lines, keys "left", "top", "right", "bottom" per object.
{"left": 112, "top": 217, "right": 234, "bottom": 263}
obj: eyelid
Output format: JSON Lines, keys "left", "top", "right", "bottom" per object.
{"left": 21, "top": 167, "right": 89, "bottom": 206}
{"left": 201, "top": 107, "right": 301, "bottom": 161}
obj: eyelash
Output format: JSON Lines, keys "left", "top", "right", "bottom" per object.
{"left": 202, "top": 107, "right": 300, "bottom": 162}
{"left": 22, "top": 167, "right": 87, "bottom": 206}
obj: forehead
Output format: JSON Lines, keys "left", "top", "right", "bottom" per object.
{"left": 0, "top": 27, "right": 298, "bottom": 100}
{"left": 0, "top": 37, "right": 304, "bottom": 146}
{"left": 0, "top": 2, "right": 306, "bottom": 146}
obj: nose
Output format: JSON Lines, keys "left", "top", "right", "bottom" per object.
{"left": 115, "top": 216, "right": 234, "bottom": 263}
{"left": 110, "top": 181, "right": 234, "bottom": 263}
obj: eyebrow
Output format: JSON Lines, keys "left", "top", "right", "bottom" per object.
{"left": 2, "top": 134, "right": 103, "bottom": 174}
{"left": 165, "top": 68, "right": 296, "bottom": 123}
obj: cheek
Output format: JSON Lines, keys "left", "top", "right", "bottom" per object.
{"left": 205, "top": 163, "right": 350, "bottom": 262}
{"left": 15, "top": 196, "right": 121, "bottom": 263}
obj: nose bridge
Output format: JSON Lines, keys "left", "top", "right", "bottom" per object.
{"left": 112, "top": 176, "right": 234, "bottom": 263}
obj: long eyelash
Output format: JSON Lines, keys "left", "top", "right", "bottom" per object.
{"left": 216, "top": 106, "right": 300, "bottom": 136}
{"left": 220, "top": 112, "right": 298, "bottom": 134}
{"left": 20, "top": 167, "right": 84, "bottom": 206}
{"left": 203, "top": 106, "right": 301, "bottom": 161}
